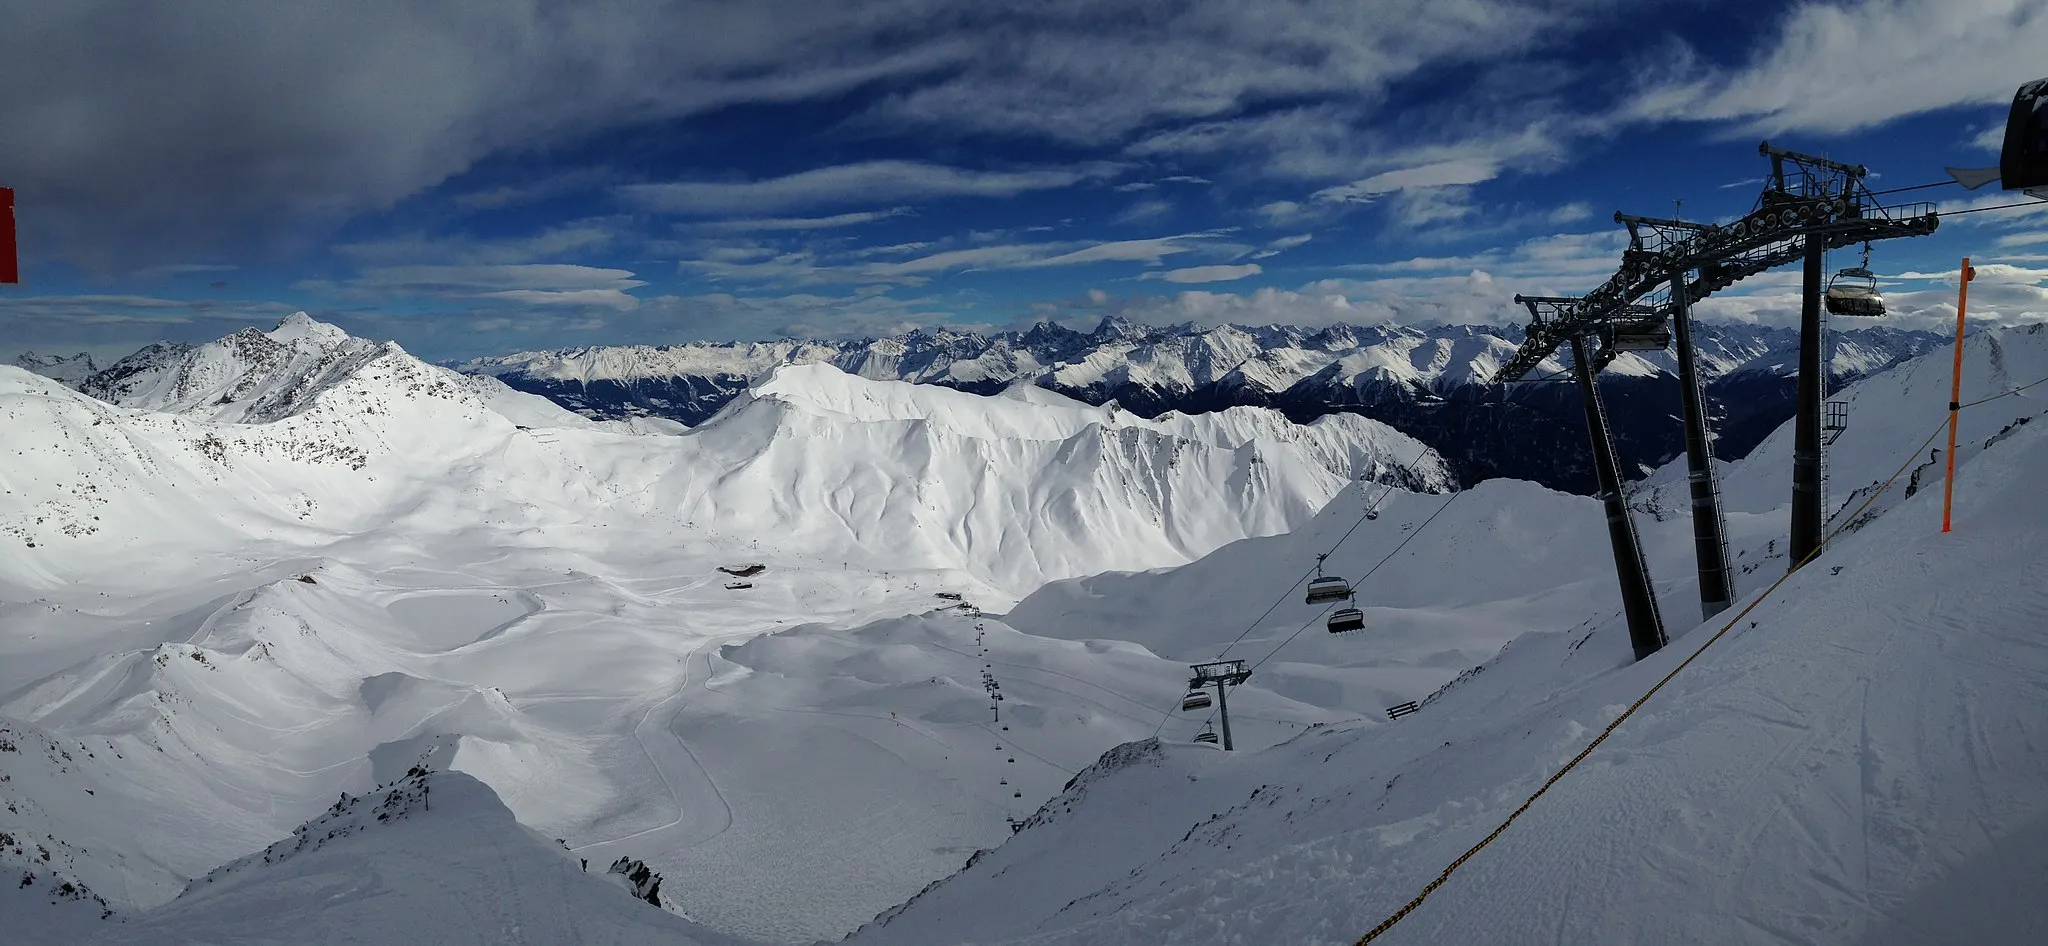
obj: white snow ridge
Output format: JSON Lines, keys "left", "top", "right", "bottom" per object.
{"left": 2, "top": 313, "right": 2045, "bottom": 945}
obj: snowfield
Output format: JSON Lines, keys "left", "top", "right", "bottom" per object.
{"left": 1, "top": 314, "right": 2043, "bottom": 944}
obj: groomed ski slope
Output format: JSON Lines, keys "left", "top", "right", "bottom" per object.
{"left": 844, "top": 332, "right": 2048, "bottom": 945}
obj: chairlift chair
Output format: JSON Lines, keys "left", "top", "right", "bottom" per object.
{"left": 1305, "top": 575, "right": 1353, "bottom": 604}
{"left": 1608, "top": 315, "right": 1670, "bottom": 352}
{"left": 1826, "top": 245, "right": 1886, "bottom": 318}
{"left": 1327, "top": 607, "right": 1366, "bottom": 634}
{"left": 1193, "top": 729, "right": 1221, "bottom": 746}
{"left": 1180, "top": 688, "right": 1212, "bottom": 711}
{"left": 1305, "top": 553, "right": 1353, "bottom": 604}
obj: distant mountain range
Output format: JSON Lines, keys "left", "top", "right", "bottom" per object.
{"left": 456, "top": 318, "right": 1949, "bottom": 492}
{"left": 9, "top": 351, "right": 101, "bottom": 387}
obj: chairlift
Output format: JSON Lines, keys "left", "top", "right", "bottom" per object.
{"left": 1181, "top": 688, "right": 1212, "bottom": 711}
{"left": 1610, "top": 328, "right": 1671, "bottom": 352}
{"left": 1193, "top": 729, "right": 1220, "bottom": 746}
{"left": 1607, "top": 314, "right": 1670, "bottom": 352}
{"left": 2002, "top": 76, "right": 2048, "bottom": 191}
{"left": 1327, "top": 607, "right": 1366, "bottom": 634}
{"left": 1826, "top": 245, "right": 1886, "bottom": 318}
{"left": 1304, "top": 554, "right": 1352, "bottom": 604}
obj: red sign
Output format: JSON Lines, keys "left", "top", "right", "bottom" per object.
{"left": 0, "top": 187, "right": 16, "bottom": 284}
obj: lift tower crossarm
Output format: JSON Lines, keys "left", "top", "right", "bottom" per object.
{"left": 1491, "top": 144, "right": 1939, "bottom": 385}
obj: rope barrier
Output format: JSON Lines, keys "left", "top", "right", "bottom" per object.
{"left": 1351, "top": 413, "right": 1952, "bottom": 944}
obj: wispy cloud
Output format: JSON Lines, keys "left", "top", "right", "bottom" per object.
{"left": 333, "top": 263, "right": 647, "bottom": 310}
{"left": 1141, "top": 263, "right": 1262, "bottom": 284}
{"left": 695, "top": 207, "right": 915, "bottom": 232}
{"left": 1249, "top": 234, "right": 1313, "bottom": 259}
{"left": 1621, "top": 0, "right": 2045, "bottom": 135}
{"left": 619, "top": 161, "right": 1122, "bottom": 215}
{"left": 334, "top": 222, "right": 624, "bottom": 266}
{"left": 1111, "top": 199, "right": 1174, "bottom": 226}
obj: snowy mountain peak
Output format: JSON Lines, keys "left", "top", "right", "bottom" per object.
{"left": 266, "top": 310, "right": 349, "bottom": 346}
{"left": 9, "top": 351, "right": 101, "bottom": 388}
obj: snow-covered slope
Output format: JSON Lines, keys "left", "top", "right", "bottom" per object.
{"left": 843, "top": 327, "right": 2048, "bottom": 946}
{"left": 89, "top": 767, "right": 751, "bottom": 945}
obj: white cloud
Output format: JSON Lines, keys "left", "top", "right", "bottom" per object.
{"left": 1312, "top": 158, "right": 1503, "bottom": 203}
{"left": 334, "top": 223, "right": 623, "bottom": 266}
{"left": 1142, "top": 263, "right": 1263, "bottom": 284}
{"left": 330, "top": 263, "right": 648, "bottom": 310}
{"left": 482, "top": 288, "right": 641, "bottom": 310}
{"left": 353, "top": 264, "right": 644, "bottom": 293}
{"left": 618, "top": 161, "right": 1120, "bottom": 215}
{"left": 1111, "top": 199, "right": 1174, "bottom": 226}
{"left": 1622, "top": 0, "right": 2047, "bottom": 135}
{"left": 696, "top": 208, "right": 914, "bottom": 231}
{"left": 1249, "top": 233, "right": 1313, "bottom": 259}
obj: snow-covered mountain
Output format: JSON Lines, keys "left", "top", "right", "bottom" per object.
{"left": 459, "top": 318, "right": 1946, "bottom": 491}
{"left": 7, "top": 311, "right": 2040, "bottom": 945}
{"left": 1, "top": 313, "right": 1455, "bottom": 942}
{"left": 10, "top": 351, "right": 100, "bottom": 387}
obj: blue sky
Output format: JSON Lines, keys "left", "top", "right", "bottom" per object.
{"left": 3, "top": 0, "right": 2046, "bottom": 364}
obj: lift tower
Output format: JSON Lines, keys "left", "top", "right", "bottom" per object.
{"left": 1615, "top": 213, "right": 1734, "bottom": 619}
{"left": 1516, "top": 296, "right": 1666, "bottom": 660}
{"left": 1494, "top": 142, "right": 1938, "bottom": 601}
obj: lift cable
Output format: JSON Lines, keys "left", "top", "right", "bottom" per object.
{"left": 1210, "top": 444, "right": 1436, "bottom": 660}
{"left": 1867, "top": 179, "right": 1960, "bottom": 196}
{"left": 1348, "top": 369, "right": 2048, "bottom": 943}
{"left": 1940, "top": 198, "right": 2048, "bottom": 217}
{"left": 1150, "top": 445, "right": 1439, "bottom": 738}
{"left": 1249, "top": 487, "right": 1465, "bottom": 674}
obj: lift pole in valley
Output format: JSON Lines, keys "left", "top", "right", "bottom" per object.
{"left": 1189, "top": 660, "right": 1251, "bottom": 751}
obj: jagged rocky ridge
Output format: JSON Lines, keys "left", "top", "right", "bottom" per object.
{"left": 458, "top": 317, "right": 1946, "bottom": 492}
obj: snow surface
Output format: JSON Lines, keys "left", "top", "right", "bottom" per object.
{"left": 1, "top": 314, "right": 1451, "bottom": 942}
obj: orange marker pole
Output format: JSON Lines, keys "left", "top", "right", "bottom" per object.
{"left": 1941, "top": 259, "right": 1975, "bottom": 533}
